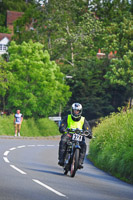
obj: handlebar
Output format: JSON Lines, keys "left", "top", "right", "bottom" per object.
{"left": 66, "top": 128, "right": 90, "bottom": 137}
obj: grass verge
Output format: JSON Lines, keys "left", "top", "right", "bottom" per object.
{"left": 0, "top": 115, "right": 60, "bottom": 137}
{"left": 88, "top": 108, "right": 133, "bottom": 184}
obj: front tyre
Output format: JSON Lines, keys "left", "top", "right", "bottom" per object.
{"left": 70, "top": 148, "right": 79, "bottom": 177}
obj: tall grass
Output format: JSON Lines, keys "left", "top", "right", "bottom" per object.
{"left": 88, "top": 108, "right": 133, "bottom": 184}
{"left": 0, "top": 115, "right": 60, "bottom": 137}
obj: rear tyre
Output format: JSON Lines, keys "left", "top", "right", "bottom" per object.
{"left": 70, "top": 148, "right": 79, "bottom": 177}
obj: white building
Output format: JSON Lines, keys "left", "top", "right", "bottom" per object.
{"left": 0, "top": 34, "right": 11, "bottom": 55}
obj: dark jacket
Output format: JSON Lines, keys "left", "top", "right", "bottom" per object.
{"left": 59, "top": 115, "right": 92, "bottom": 138}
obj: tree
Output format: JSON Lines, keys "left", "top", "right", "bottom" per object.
{"left": 101, "top": 13, "right": 132, "bottom": 58}
{"left": 88, "top": 0, "right": 132, "bottom": 25}
{"left": 13, "top": 0, "right": 103, "bottom": 65}
{"left": 0, "top": 56, "right": 12, "bottom": 111}
{"left": 104, "top": 50, "right": 133, "bottom": 91}
{"left": 6, "top": 40, "right": 71, "bottom": 118}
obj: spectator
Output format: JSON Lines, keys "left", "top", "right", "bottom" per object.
{"left": 14, "top": 110, "right": 23, "bottom": 137}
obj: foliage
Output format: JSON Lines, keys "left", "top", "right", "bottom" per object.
{"left": 63, "top": 58, "right": 129, "bottom": 120}
{"left": 14, "top": 0, "right": 103, "bottom": 66}
{"left": 0, "top": 114, "right": 59, "bottom": 137}
{"left": 104, "top": 51, "right": 133, "bottom": 88}
{"left": 0, "top": 0, "right": 35, "bottom": 26}
{"left": 102, "top": 13, "right": 133, "bottom": 58}
{"left": 89, "top": 108, "right": 133, "bottom": 183}
{"left": 0, "top": 26, "right": 11, "bottom": 34}
{"left": 0, "top": 57, "right": 8, "bottom": 98}
{"left": 0, "top": 57, "right": 12, "bottom": 111}
{"left": 88, "top": 0, "right": 132, "bottom": 25}
{"left": 5, "top": 40, "right": 71, "bottom": 118}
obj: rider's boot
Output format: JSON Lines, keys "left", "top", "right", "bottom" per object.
{"left": 78, "top": 161, "right": 83, "bottom": 169}
{"left": 58, "top": 150, "right": 65, "bottom": 166}
{"left": 78, "top": 153, "right": 84, "bottom": 169}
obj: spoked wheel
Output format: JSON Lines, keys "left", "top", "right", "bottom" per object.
{"left": 70, "top": 149, "right": 79, "bottom": 177}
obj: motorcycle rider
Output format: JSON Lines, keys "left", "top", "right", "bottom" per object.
{"left": 58, "top": 103, "right": 92, "bottom": 169}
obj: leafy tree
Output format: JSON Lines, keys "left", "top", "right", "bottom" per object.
{"left": 104, "top": 50, "right": 133, "bottom": 92}
{"left": 14, "top": 0, "right": 103, "bottom": 64}
{"left": 0, "top": 57, "right": 12, "bottom": 111}
{"left": 88, "top": 0, "right": 132, "bottom": 25}
{"left": 63, "top": 58, "right": 129, "bottom": 120}
{"left": 102, "top": 13, "right": 133, "bottom": 58}
{"left": 6, "top": 40, "right": 71, "bottom": 118}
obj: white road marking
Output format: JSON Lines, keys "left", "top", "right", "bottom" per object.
{"left": 32, "top": 179, "right": 66, "bottom": 197}
{"left": 4, "top": 151, "right": 10, "bottom": 156}
{"left": 27, "top": 145, "right": 36, "bottom": 147}
{"left": 10, "top": 165, "right": 27, "bottom": 175}
{"left": 3, "top": 157, "right": 10, "bottom": 163}
{"left": 37, "top": 145, "right": 45, "bottom": 147}
{"left": 47, "top": 145, "right": 54, "bottom": 147}
{"left": 17, "top": 145, "right": 26, "bottom": 148}
{"left": 9, "top": 147, "right": 16, "bottom": 151}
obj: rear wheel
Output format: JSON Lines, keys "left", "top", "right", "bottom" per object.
{"left": 70, "top": 148, "right": 79, "bottom": 177}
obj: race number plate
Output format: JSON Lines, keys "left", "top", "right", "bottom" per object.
{"left": 72, "top": 134, "right": 83, "bottom": 141}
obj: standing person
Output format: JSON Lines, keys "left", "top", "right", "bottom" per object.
{"left": 14, "top": 110, "right": 23, "bottom": 137}
{"left": 58, "top": 103, "right": 92, "bottom": 169}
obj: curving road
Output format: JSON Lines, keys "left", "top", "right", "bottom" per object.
{"left": 0, "top": 137, "right": 133, "bottom": 200}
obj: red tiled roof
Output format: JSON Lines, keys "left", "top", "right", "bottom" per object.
{"left": 7, "top": 10, "right": 24, "bottom": 25}
{"left": 0, "top": 33, "right": 12, "bottom": 41}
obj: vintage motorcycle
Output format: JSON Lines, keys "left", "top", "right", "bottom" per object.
{"left": 63, "top": 128, "right": 89, "bottom": 177}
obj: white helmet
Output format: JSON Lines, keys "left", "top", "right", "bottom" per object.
{"left": 71, "top": 103, "right": 82, "bottom": 119}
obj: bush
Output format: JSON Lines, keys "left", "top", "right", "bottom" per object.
{"left": 36, "top": 118, "right": 59, "bottom": 136}
{"left": 0, "top": 115, "right": 14, "bottom": 135}
{"left": 88, "top": 108, "right": 133, "bottom": 184}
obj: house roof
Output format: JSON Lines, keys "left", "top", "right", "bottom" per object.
{"left": 7, "top": 10, "right": 24, "bottom": 25}
{"left": 0, "top": 33, "right": 12, "bottom": 41}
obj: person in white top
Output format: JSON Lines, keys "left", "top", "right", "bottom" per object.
{"left": 14, "top": 110, "right": 23, "bottom": 137}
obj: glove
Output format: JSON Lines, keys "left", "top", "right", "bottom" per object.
{"left": 88, "top": 133, "right": 92, "bottom": 139}
{"left": 84, "top": 130, "right": 92, "bottom": 139}
{"left": 87, "top": 131, "right": 92, "bottom": 139}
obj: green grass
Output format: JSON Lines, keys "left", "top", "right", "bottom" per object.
{"left": 88, "top": 108, "right": 133, "bottom": 184}
{"left": 0, "top": 115, "right": 60, "bottom": 137}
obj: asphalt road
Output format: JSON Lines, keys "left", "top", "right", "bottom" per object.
{"left": 0, "top": 137, "right": 133, "bottom": 200}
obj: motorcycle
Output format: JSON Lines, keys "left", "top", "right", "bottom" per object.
{"left": 63, "top": 128, "right": 89, "bottom": 177}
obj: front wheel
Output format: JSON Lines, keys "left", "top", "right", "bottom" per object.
{"left": 70, "top": 148, "right": 79, "bottom": 177}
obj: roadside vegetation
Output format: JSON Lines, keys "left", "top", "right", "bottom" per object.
{"left": 0, "top": 115, "right": 60, "bottom": 137}
{"left": 88, "top": 108, "right": 133, "bottom": 184}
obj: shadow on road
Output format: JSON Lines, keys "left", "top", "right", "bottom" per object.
{"left": 25, "top": 164, "right": 64, "bottom": 177}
